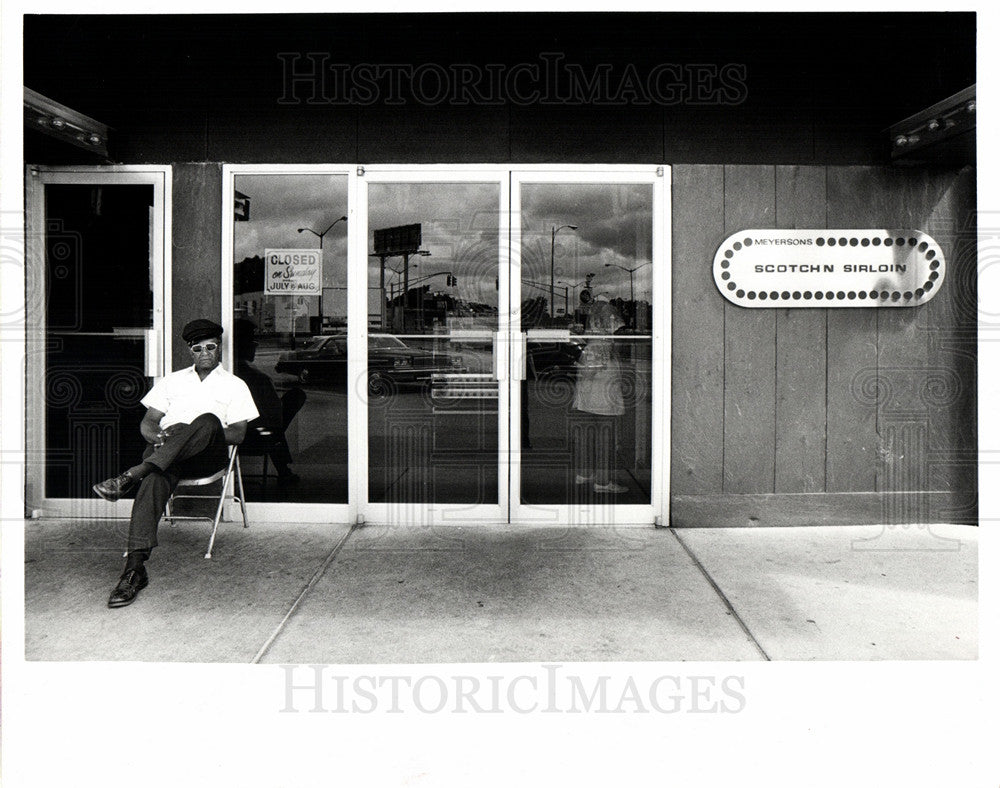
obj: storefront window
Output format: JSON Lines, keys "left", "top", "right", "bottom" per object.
{"left": 518, "top": 182, "right": 654, "bottom": 505}
{"left": 366, "top": 181, "right": 501, "bottom": 505}
{"left": 232, "top": 174, "right": 349, "bottom": 502}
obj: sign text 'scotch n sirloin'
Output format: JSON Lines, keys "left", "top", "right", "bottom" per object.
{"left": 265, "top": 249, "right": 322, "bottom": 295}
{"left": 713, "top": 230, "right": 945, "bottom": 307}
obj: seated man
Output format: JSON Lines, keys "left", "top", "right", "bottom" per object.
{"left": 93, "top": 318, "right": 259, "bottom": 608}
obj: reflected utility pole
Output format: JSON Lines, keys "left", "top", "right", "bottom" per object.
{"left": 297, "top": 215, "right": 347, "bottom": 332}
{"left": 605, "top": 262, "right": 649, "bottom": 329}
{"left": 550, "top": 224, "right": 578, "bottom": 318}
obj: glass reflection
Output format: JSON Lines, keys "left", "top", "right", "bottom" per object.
{"left": 367, "top": 336, "right": 498, "bottom": 504}
{"left": 519, "top": 182, "right": 653, "bottom": 504}
{"left": 232, "top": 174, "right": 349, "bottom": 502}
{"left": 367, "top": 182, "right": 500, "bottom": 505}
{"left": 519, "top": 183, "right": 653, "bottom": 333}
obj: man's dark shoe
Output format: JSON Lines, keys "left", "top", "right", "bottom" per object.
{"left": 107, "top": 567, "right": 148, "bottom": 608}
{"left": 93, "top": 472, "right": 136, "bottom": 502}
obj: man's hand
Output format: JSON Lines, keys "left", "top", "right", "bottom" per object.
{"left": 140, "top": 408, "right": 167, "bottom": 445}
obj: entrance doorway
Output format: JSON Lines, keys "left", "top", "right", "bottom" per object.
{"left": 226, "top": 165, "right": 669, "bottom": 526}
{"left": 25, "top": 166, "right": 171, "bottom": 518}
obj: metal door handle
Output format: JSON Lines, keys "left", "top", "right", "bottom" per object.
{"left": 144, "top": 329, "right": 161, "bottom": 377}
{"left": 511, "top": 333, "right": 528, "bottom": 382}
{"left": 525, "top": 329, "right": 571, "bottom": 342}
{"left": 492, "top": 332, "right": 507, "bottom": 382}
{"left": 111, "top": 327, "right": 161, "bottom": 377}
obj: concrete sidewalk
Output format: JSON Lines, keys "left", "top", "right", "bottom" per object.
{"left": 23, "top": 519, "right": 977, "bottom": 662}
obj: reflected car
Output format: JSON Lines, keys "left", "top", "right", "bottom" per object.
{"left": 526, "top": 339, "right": 586, "bottom": 379}
{"left": 275, "top": 335, "right": 466, "bottom": 389}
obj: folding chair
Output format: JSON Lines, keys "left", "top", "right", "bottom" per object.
{"left": 163, "top": 444, "right": 249, "bottom": 559}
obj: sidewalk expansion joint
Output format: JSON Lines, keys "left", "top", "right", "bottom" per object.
{"left": 670, "top": 530, "right": 771, "bottom": 661}
{"left": 250, "top": 523, "right": 361, "bottom": 664}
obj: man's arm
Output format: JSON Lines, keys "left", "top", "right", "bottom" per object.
{"left": 139, "top": 408, "right": 166, "bottom": 445}
{"left": 223, "top": 420, "right": 248, "bottom": 445}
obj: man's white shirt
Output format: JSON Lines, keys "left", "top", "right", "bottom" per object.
{"left": 141, "top": 365, "right": 259, "bottom": 429}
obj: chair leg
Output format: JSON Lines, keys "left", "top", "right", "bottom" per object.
{"left": 205, "top": 485, "right": 228, "bottom": 559}
{"left": 205, "top": 448, "right": 238, "bottom": 559}
{"left": 234, "top": 453, "right": 249, "bottom": 529}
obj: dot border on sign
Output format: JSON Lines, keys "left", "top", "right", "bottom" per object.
{"left": 717, "top": 231, "right": 942, "bottom": 307}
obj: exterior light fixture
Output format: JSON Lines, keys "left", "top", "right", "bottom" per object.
{"left": 886, "top": 84, "right": 975, "bottom": 164}
{"left": 24, "top": 87, "right": 111, "bottom": 157}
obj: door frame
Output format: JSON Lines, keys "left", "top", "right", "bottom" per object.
{"left": 24, "top": 165, "right": 172, "bottom": 518}
{"left": 220, "top": 163, "right": 670, "bottom": 527}
{"left": 221, "top": 164, "right": 355, "bottom": 524}
{"left": 508, "top": 167, "right": 670, "bottom": 526}
{"left": 357, "top": 166, "right": 511, "bottom": 527}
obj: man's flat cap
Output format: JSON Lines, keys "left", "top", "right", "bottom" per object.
{"left": 182, "top": 319, "right": 224, "bottom": 344}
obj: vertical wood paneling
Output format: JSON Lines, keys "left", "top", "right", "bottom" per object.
{"left": 872, "top": 169, "right": 937, "bottom": 502}
{"left": 913, "top": 168, "right": 977, "bottom": 510}
{"left": 774, "top": 166, "right": 827, "bottom": 493}
{"left": 824, "top": 168, "right": 880, "bottom": 492}
{"left": 936, "top": 168, "right": 978, "bottom": 456}
{"left": 723, "top": 166, "right": 776, "bottom": 494}
{"left": 669, "top": 163, "right": 976, "bottom": 513}
{"left": 670, "top": 165, "right": 726, "bottom": 495}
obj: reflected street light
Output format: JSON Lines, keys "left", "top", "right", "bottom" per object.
{"left": 297, "top": 215, "right": 348, "bottom": 333}
{"left": 550, "top": 224, "right": 578, "bottom": 318}
{"left": 297, "top": 215, "right": 348, "bottom": 249}
{"left": 605, "top": 262, "right": 650, "bottom": 329}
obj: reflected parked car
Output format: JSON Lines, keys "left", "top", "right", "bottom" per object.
{"left": 526, "top": 339, "right": 586, "bottom": 379}
{"left": 275, "top": 334, "right": 466, "bottom": 389}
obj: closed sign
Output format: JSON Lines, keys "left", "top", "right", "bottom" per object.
{"left": 265, "top": 248, "right": 322, "bottom": 295}
{"left": 714, "top": 230, "right": 945, "bottom": 307}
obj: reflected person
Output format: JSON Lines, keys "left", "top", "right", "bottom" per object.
{"left": 234, "top": 318, "right": 306, "bottom": 485}
{"left": 571, "top": 293, "right": 627, "bottom": 494}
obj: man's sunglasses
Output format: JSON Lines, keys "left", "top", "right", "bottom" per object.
{"left": 189, "top": 343, "right": 219, "bottom": 353}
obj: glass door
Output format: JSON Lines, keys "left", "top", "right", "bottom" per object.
{"left": 222, "top": 165, "right": 668, "bottom": 527}
{"left": 225, "top": 170, "right": 351, "bottom": 522}
{"left": 25, "top": 167, "right": 170, "bottom": 518}
{"left": 359, "top": 169, "right": 509, "bottom": 525}
{"left": 509, "top": 170, "right": 667, "bottom": 525}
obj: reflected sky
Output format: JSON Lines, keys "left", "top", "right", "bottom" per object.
{"left": 521, "top": 183, "right": 653, "bottom": 305}
{"left": 233, "top": 175, "right": 653, "bottom": 310}
{"left": 368, "top": 182, "right": 501, "bottom": 316}
{"left": 234, "top": 174, "right": 350, "bottom": 287}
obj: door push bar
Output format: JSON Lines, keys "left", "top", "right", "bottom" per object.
{"left": 448, "top": 329, "right": 572, "bottom": 383}
{"left": 447, "top": 329, "right": 506, "bottom": 382}
{"left": 112, "top": 327, "right": 162, "bottom": 378}
{"left": 516, "top": 329, "right": 572, "bottom": 382}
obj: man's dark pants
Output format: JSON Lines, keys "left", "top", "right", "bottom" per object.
{"left": 127, "top": 413, "right": 230, "bottom": 553}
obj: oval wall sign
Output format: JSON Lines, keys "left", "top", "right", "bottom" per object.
{"left": 713, "top": 229, "right": 946, "bottom": 307}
